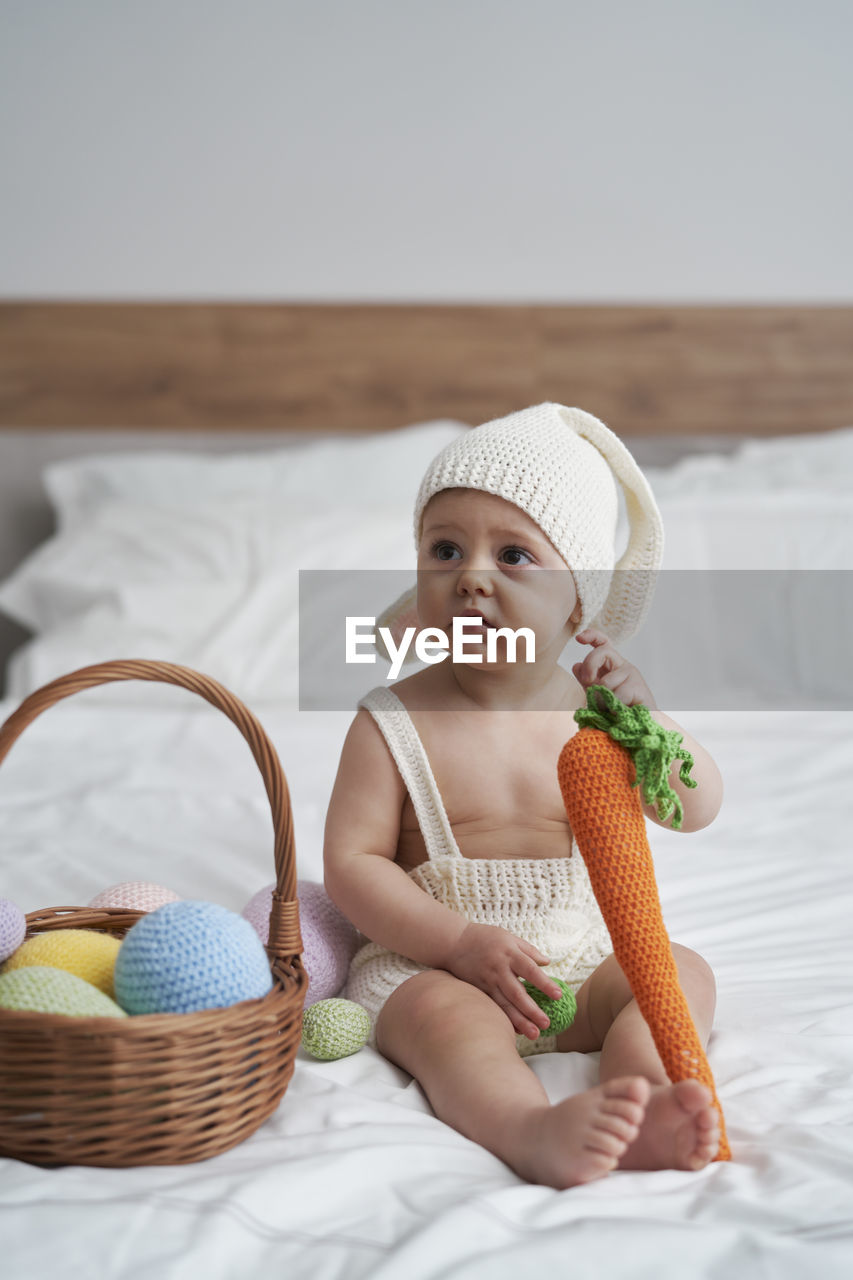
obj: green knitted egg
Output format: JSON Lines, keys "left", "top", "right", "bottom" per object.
{"left": 522, "top": 977, "right": 577, "bottom": 1034}
{"left": 0, "top": 965, "right": 129, "bottom": 1018}
{"left": 302, "top": 998, "right": 370, "bottom": 1061}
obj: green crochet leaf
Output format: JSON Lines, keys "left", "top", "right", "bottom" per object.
{"left": 574, "top": 685, "right": 696, "bottom": 829}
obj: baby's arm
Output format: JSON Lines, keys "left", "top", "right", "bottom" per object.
{"left": 324, "top": 709, "right": 562, "bottom": 1039}
{"left": 572, "top": 628, "right": 723, "bottom": 832}
{"left": 324, "top": 709, "right": 466, "bottom": 965}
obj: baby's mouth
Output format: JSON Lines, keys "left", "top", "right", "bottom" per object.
{"left": 454, "top": 610, "right": 496, "bottom": 633}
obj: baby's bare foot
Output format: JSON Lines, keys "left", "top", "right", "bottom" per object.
{"left": 518, "top": 1077, "right": 650, "bottom": 1189}
{"left": 618, "top": 1079, "right": 720, "bottom": 1172}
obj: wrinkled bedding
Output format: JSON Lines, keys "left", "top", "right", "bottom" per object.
{"left": 1, "top": 699, "right": 851, "bottom": 1279}
{"left": 1, "top": 421, "right": 852, "bottom": 1278}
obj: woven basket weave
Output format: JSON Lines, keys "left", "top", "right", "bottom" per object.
{"left": 0, "top": 660, "right": 307, "bottom": 1168}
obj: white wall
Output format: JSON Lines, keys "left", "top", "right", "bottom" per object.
{"left": 1, "top": 0, "right": 850, "bottom": 301}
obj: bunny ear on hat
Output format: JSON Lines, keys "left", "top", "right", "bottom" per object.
{"left": 375, "top": 584, "right": 420, "bottom": 665}
{"left": 556, "top": 406, "right": 664, "bottom": 641}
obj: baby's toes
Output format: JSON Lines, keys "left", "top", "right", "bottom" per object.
{"left": 602, "top": 1076, "right": 651, "bottom": 1110}
{"left": 670, "top": 1081, "right": 720, "bottom": 1168}
{"left": 597, "top": 1112, "right": 643, "bottom": 1147}
{"left": 691, "top": 1106, "right": 721, "bottom": 1164}
{"left": 601, "top": 1090, "right": 648, "bottom": 1137}
{"left": 594, "top": 1078, "right": 649, "bottom": 1151}
{"left": 585, "top": 1124, "right": 631, "bottom": 1161}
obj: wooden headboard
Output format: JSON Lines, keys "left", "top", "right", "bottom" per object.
{"left": 1, "top": 303, "right": 852, "bottom": 436}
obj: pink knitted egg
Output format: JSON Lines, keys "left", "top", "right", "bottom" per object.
{"left": 88, "top": 882, "right": 182, "bottom": 913}
{"left": 242, "top": 880, "right": 359, "bottom": 1008}
{"left": 242, "top": 884, "right": 277, "bottom": 941}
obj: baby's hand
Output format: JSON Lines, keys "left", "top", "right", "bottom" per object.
{"left": 445, "top": 922, "right": 563, "bottom": 1039}
{"left": 572, "top": 628, "right": 656, "bottom": 708}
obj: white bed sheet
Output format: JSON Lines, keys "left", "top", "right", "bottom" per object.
{"left": 1, "top": 696, "right": 852, "bottom": 1279}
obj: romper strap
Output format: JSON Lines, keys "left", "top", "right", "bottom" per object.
{"left": 359, "top": 686, "right": 461, "bottom": 862}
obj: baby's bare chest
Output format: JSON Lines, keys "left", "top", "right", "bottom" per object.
{"left": 396, "top": 714, "right": 578, "bottom": 868}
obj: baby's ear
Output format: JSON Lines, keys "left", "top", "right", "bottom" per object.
{"left": 376, "top": 585, "right": 420, "bottom": 662}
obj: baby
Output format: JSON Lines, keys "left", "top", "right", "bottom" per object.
{"left": 324, "top": 404, "right": 723, "bottom": 1189}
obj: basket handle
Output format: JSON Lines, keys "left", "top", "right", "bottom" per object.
{"left": 0, "top": 659, "right": 302, "bottom": 967}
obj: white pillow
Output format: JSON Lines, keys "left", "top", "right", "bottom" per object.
{"left": 628, "top": 430, "right": 853, "bottom": 709}
{"left": 46, "top": 419, "right": 468, "bottom": 528}
{"left": 645, "top": 426, "right": 853, "bottom": 499}
{"left": 2, "top": 422, "right": 851, "bottom": 710}
{"left": 0, "top": 500, "right": 417, "bottom": 705}
{"left": 644, "top": 426, "right": 853, "bottom": 570}
{"left": 655, "top": 492, "right": 853, "bottom": 570}
{"left": 0, "top": 419, "right": 469, "bottom": 705}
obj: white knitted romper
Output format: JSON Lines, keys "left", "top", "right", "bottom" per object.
{"left": 345, "top": 687, "right": 613, "bottom": 1056}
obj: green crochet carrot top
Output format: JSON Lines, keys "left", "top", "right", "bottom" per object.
{"left": 574, "top": 685, "right": 697, "bottom": 829}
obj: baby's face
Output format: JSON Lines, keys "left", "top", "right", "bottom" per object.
{"left": 416, "top": 488, "right": 580, "bottom": 661}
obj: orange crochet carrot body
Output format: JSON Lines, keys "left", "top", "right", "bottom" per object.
{"left": 558, "top": 695, "right": 730, "bottom": 1162}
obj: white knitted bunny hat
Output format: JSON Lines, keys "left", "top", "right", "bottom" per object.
{"left": 380, "top": 402, "right": 663, "bottom": 647}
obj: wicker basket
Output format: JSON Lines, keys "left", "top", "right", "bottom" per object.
{"left": 0, "top": 660, "right": 307, "bottom": 1167}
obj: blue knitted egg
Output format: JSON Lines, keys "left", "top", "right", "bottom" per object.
{"left": 114, "top": 900, "right": 273, "bottom": 1015}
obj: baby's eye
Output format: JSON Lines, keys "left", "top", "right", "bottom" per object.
{"left": 500, "top": 546, "right": 534, "bottom": 567}
{"left": 431, "top": 540, "right": 461, "bottom": 562}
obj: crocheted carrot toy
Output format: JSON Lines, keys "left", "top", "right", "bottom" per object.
{"left": 558, "top": 687, "right": 730, "bottom": 1161}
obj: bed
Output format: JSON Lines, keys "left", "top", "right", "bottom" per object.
{"left": 1, "top": 303, "right": 852, "bottom": 1279}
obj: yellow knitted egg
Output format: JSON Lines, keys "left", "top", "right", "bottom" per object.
{"left": 1, "top": 929, "right": 121, "bottom": 996}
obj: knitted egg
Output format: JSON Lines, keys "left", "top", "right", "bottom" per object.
{"left": 243, "top": 880, "right": 360, "bottom": 1008}
{"left": 88, "top": 881, "right": 181, "bottom": 912}
{"left": 2, "top": 929, "right": 122, "bottom": 996}
{"left": 522, "top": 978, "right": 577, "bottom": 1035}
{"left": 0, "top": 966, "right": 128, "bottom": 1018}
{"left": 0, "top": 898, "right": 26, "bottom": 963}
{"left": 114, "top": 900, "right": 273, "bottom": 1015}
{"left": 302, "top": 998, "right": 370, "bottom": 1061}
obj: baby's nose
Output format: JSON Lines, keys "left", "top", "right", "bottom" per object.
{"left": 456, "top": 563, "right": 496, "bottom": 595}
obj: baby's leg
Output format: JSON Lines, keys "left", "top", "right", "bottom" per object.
{"left": 376, "top": 969, "right": 649, "bottom": 1189}
{"left": 557, "top": 944, "right": 720, "bottom": 1171}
